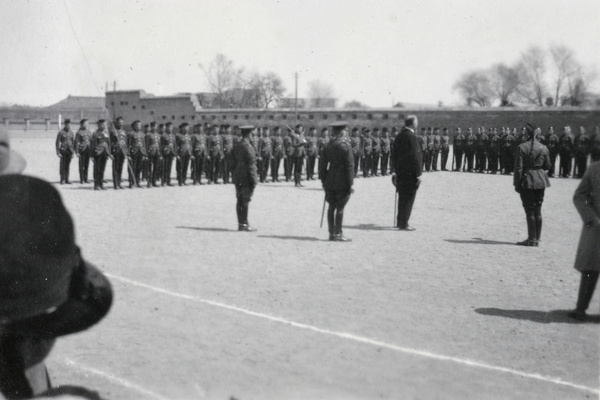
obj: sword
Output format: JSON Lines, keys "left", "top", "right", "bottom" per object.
{"left": 320, "top": 193, "right": 326, "bottom": 228}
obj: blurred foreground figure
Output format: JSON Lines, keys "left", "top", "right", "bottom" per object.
{"left": 231, "top": 126, "right": 258, "bottom": 231}
{"left": 569, "top": 134, "right": 600, "bottom": 321}
{"left": 319, "top": 121, "right": 354, "bottom": 242}
{"left": 0, "top": 175, "right": 112, "bottom": 399}
{"left": 0, "top": 129, "right": 26, "bottom": 175}
{"left": 513, "top": 124, "right": 551, "bottom": 247}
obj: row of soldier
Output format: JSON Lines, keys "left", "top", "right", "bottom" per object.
{"left": 450, "top": 125, "right": 598, "bottom": 178}
{"left": 55, "top": 119, "right": 401, "bottom": 189}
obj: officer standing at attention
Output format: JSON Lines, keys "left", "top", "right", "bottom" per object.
{"left": 559, "top": 126, "right": 575, "bottom": 178}
{"left": 291, "top": 124, "right": 307, "bottom": 187}
{"left": 465, "top": 127, "right": 476, "bottom": 172}
{"left": 90, "top": 119, "right": 113, "bottom": 190}
{"left": 319, "top": 121, "right": 354, "bottom": 242}
{"left": 305, "top": 127, "right": 318, "bottom": 180}
{"left": 208, "top": 124, "right": 224, "bottom": 184}
{"left": 431, "top": 127, "right": 441, "bottom": 171}
{"left": 360, "top": 128, "right": 373, "bottom": 177}
{"left": 380, "top": 127, "right": 391, "bottom": 176}
{"left": 426, "top": 127, "right": 435, "bottom": 172}
{"left": 546, "top": 127, "right": 559, "bottom": 177}
{"left": 145, "top": 122, "right": 162, "bottom": 188}
{"left": 350, "top": 127, "right": 361, "bottom": 178}
{"left": 161, "top": 122, "right": 178, "bottom": 186}
{"left": 192, "top": 124, "right": 208, "bottom": 185}
{"left": 176, "top": 123, "right": 194, "bottom": 186}
{"left": 127, "top": 120, "right": 147, "bottom": 188}
{"left": 440, "top": 128, "right": 450, "bottom": 171}
{"left": 283, "top": 128, "right": 294, "bottom": 182}
{"left": 371, "top": 127, "right": 381, "bottom": 176}
{"left": 503, "top": 128, "right": 516, "bottom": 174}
{"left": 258, "top": 126, "right": 272, "bottom": 183}
{"left": 110, "top": 117, "right": 128, "bottom": 189}
{"left": 271, "top": 126, "right": 284, "bottom": 182}
{"left": 231, "top": 125, "right": 259, "bottom": 231}
{"left": 419, "top": 128, "right": 428, "bottom": 171}
{"left": 574, "top": 126, "right": 591, "bottom": 178}
{"left": 514, "top": 123, "right": 551, "bottom": 247}
{"left": 222, "top": 125, "right": 235, "bottom": 184}
{"left": 316, "top": 127, "right": 330, "bottom": 180}
{"left": 55, "top": 118, "right": 75, "bottom": 184}
{"left": 453, "top": 127, "right": 465, "bottom": 171}
{"left": 74, "top": 119, "right": 92, "bottom": 184}
{"left": 391, "top": 115, "right": 423, "bottom": 231}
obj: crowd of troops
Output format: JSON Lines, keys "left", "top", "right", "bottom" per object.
{"left": 55, "top": 118, "right": 598, "bottom": 190}
{"left": 450, "top": 125, "right": 598, "bottom": 178}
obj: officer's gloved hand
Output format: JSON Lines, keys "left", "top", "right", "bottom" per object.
{"left": 391, "top": 173, "right": 397, "bottom": 187}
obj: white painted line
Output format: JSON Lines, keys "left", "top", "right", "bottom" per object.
{"left": 106, "top": 273, "right": 600, "bottom": 396}
{"left": 64, "top": 358, "right": 171, "bottom": 400}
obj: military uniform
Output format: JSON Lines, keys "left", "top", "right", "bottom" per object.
{"left": 440, "top": 130, "right": 450, "bottom": 171}
{"left": 425, "top": 130, "right": 434, "bottom": 172}
{"left": 145, "top": 129, "right": 162, "bottom": 187}
{"left": 546, "top": 130, "right": 559, "bottom": 177}
{"left": 192, "top": 130, "right": 208, "bottom": 185}
{"left": 208, "top": 131, "right": 224, "bottom": 184}
{"left": 231, "top": 126, "right": 259, "bottom": 231}
{"left": 258, "top": 133, "right": 272, "bottom": 183}
{"left": 305, "top": 132, "right": 318, "bottom": 180}
{"left": 431, "top": 130, "right": 441, "bottom": 171}
{"left": 160, "top": 126, "right": 178, "bottom": 186}
{"left": 271, "top": 131, "right": 284, "bottom": 182}
{"left": 74, "top": 126, "right": 92, "bottom": 183}
{"left": 559, "top": 131, "right": 575, "bottom": 177}
{"left": 222, "top": 130, "right": 235, "bottom": 183}
{"left": 488, "top": 131, "right": 501, "bottom": 174}
{"left": 503, "top": 131, "right": 515, "bottom": 174}
{"left": 514, "top": 126, "right": 551, "bottom": 246}
{"left": 380, "top": 130, "right": 391, "bottom": 175}
{"left": 291, "top": 128, "right": 307, "bottom": 186}
{"left": 283, "top": 133, "right": 294, "bottom": 181}
{"left": 419, "top": 130, "right": 428, "bottom": 171}
{"left": 361, "top": 131, "right": 373, "bottom": 177}
{"left": 127, "top": 128, "right": 147, "bottom": 187}
{"left": 176, "top": 126, "right": 194, "bottom": 185}
{"left": 453, "top": 130, "right": 465, "bottom": 171}
{"left": 319, "top": 122, "right": 354, "bottom": 241}
{"left": 55, "top": 125, "right": 75, "bottom": 184}
{"left": 371, "top": 131, "right": 381, "bottom": 176}
{"left": 465, "top": 130, "right": 476, "bottom": 172}
{"left": 350, "top": 129, "right": 361, "bottom": 178}
{"left": 574, "top": 131, "right": 591, "bottom": 178}
{"left": 110, "top": 124, "right": 129, "bottom": 189}
{"left": 476, "top": 131, "right": 488, "bottom": 172}
{"left": 90, "top": 124, "right": 111, "bottom": 190}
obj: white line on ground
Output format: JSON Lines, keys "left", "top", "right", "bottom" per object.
{"left": 63, "top": 358, "right": 171, "bottom": 400}
{"left": 106, "top": 273, "right": 600, "bottom": 396}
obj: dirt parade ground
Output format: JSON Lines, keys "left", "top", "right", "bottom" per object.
{"left": 10, "top": 135, "right": 599, "bottom": 400}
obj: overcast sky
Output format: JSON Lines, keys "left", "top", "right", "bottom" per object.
{"left": 1, "top": 0, "right": 599, "bottom": 107}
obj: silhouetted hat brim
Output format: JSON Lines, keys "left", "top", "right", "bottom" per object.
{"left": 5, "top": 260, "right": 112, "bottom": 338}
{"left": 0, "top": 149, "right": 27, "bottom": 176}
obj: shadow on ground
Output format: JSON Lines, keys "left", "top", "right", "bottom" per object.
{"left": 445, "top": 238, "right": 515, "bottom": 245}
{"left": 176, "top": 226, "right": 236, "bottom": 232}
{"left": 257, "top": 235, "right": 324, "bottom": 242}
{"left": 475, "top": 308, "right": 600, "bottom": 324}
{"left": 344, "top": 224, "right": 397, "bottom": 231}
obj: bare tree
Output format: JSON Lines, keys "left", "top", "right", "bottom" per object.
{"left": 199, "top": 54, "right": 242, "bottom": 107}
{"left": 515, "top": 46, "right": 547, "bottom": 106}
{"left": 453, "top": 70, "right": 493, "bottom": 107}
{"left": 248, "top": 72, "right": 286, "bottom": 108}
{"left": 549, "top": 44, "right": 580, "bottom": 106}
{"left": 488, "top": 63, "right": 519, "bottom": 106}
{"left": 565, "top": 67, "right": 598, "bottom": 106}
{"left": 307, "top": 80, "right": 336, "bottom": 108}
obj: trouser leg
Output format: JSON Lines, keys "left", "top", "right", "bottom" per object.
{"left": 334, "top": 207, "right": 345, "bottom": 235}
{"left": 533, "top": 205, "right": 542, "bottom": 241}
{"left": 327, "top": 205, "right": 335, "bottom": 235}
{"left": 397, "top": 190, "right": 417, "bottom": 228}
{"left": 576, "top": 271, "right": 600, "bottom": 312}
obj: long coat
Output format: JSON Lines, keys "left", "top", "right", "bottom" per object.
{"left": 231, "top": 137, "right": 258, "bottom": 188}
{"left": 390, "top": 127, "right": 423, "bottom": 181}
{"left": 319, "top": 135, "right": 354, "bottom": 191}
{"left": 573, "top": 161, "right": 600, "bottom": 272}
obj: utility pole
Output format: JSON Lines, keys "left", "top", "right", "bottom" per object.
{"left": 294, "top": 72, "right": 298, "bottom": 121}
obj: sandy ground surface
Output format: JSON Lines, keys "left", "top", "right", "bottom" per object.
{"left": 9, "top": 136, "right": 600, "bottom": 400}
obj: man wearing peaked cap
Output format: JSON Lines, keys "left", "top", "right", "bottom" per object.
{"left": 0, "top": 129, "right": 26, "bottom": 175}
{"left": 320, "top": 121, "right": 354, "bottom": 241}
{"left": 0, "top": 175, "right": 112, "bottom": 399}
{"left": 231, "top": 125, "right": 258, "bottom": 231}
{"left": 55, "top": 118, "right": 75, "bottom": 184}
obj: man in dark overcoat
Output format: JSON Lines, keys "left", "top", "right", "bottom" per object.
{"left": 231, "top": 126, "right": 259, "bottom": 231}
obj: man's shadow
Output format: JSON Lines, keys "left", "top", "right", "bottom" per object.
{"left": 176, "top": 226, "right": 236, "bottom": 232}
{"left": 445, "top": 238, "right": 515, "bottom": 245}
{"left": 344, "top": 224, "right": 397, "bottom": 231}
{"left": 475, "top": 308, "right": 600, "bottom": 324}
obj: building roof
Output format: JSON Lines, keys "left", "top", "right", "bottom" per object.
{"left": 46, "top": 95, "right": 106, "bottom": 110}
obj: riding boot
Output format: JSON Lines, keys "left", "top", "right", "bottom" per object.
{"left": 517, "top": 211, "right": 537, "bottom": 246}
